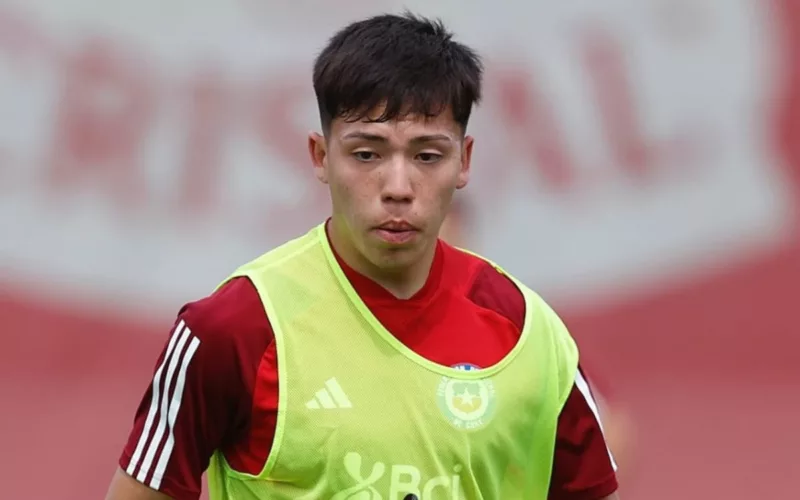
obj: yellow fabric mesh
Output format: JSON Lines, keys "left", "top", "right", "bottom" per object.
{"left": 207, "top": 224, "right": 578, "bottom": 500}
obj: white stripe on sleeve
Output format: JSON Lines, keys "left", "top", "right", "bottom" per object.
{"left": 136, "top": 325, "right": 194, "bottom": 483}
{"left": 574, "top": 370, "right": 619, "bottom": 471}
{"left": 149, "top": 335, "right": 201, "bottom": 489}
{"left": 126, "top": 320, "right": 186, "bottom": 477}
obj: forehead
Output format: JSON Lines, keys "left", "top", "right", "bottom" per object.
{"left": 331, "top": 106, "right": 462, "bottom": 142}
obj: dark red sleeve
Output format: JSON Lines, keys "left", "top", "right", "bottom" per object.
{"left": 548, "top": 369, "right": 619, "bottom": 500}
{"left": 119, "top": 278, "right": 272, "bottom": 500}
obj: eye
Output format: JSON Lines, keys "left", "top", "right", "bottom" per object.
{"left": 352, "top": 150, "right": 379, "bottom": 162}
{"left": 416, "top": 152, "right": 443, "bottom": 164}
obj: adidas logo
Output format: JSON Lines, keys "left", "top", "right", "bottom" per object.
{"left": 305, "top": 377, "right": 352, "bottom": 410}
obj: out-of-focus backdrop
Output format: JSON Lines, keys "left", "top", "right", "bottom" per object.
{"left": 1, "top": 0, "right": 798, "bottom": 498}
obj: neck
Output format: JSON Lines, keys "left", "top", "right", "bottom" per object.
{"left": 327, "top": 217, "right": 436, "bottom": 299}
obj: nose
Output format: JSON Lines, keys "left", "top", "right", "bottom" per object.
{"left": 381, "top": 156, "right": 414, "bottom": 205}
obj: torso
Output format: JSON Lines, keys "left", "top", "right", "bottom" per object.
{"left": 208, "top": 227, "right": 573, "bottom": 499}
{"left": 220, "top": 239, "right": 528, "bottom": 474}
{"left": 121, "top": 231, "right": 618, "bottom": 499}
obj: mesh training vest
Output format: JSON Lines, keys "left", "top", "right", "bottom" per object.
{"left": 207, "top": 223, "right": 579, "bottom": 500}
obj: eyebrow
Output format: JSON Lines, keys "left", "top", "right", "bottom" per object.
{"left": 340, "top": 132, "right": 454, "bottom": 144}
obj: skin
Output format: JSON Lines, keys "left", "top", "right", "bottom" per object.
{"left": 309, "top": 108, "right": 473, "bottom": 299}
{"left": 105, "top": 470, "right": 170, "bottom": 500}
{"left": 105, "top": 109, "right": 621, "bottom": 499}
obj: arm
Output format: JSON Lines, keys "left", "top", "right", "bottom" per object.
{"left": 105, "top": 286, "right": 261, "bottom": 500}
{"left": 106, "top": 467, "right": 173, "bottom": 500}
{"left": 548, "top": 367, "right": 620, "bottom": 500}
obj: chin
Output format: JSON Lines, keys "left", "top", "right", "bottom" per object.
{"left": 368, "top": 245, "right": 420, "bottom": 270}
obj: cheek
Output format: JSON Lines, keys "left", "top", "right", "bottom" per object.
{"left": 433, "top": 171, "right": 460, "bottom": 205}
{"left": 414, "top": 186, "right": 455, "bottom": 226}
{"left": 329, "top": 170, "right": 373, "bottom": 214}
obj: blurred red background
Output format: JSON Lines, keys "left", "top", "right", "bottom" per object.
{"left": 1, "top": 1, "right": 798, "bottom": 498}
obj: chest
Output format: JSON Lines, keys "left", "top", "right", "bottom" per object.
{"left": 363, "top": 294, "right": 523, "bottom": 369}
{"left": 269, "top": 357, "right": 559, "bottom": 495}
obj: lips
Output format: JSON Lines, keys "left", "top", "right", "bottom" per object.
{"left": 373, "top": 220, "right": 419, "bottom": 244}
{"left": 377, "top": 220, "right": 417, "bottom": 232}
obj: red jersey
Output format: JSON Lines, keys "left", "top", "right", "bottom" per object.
{"left": 119, "top": 238, "right": 618, "bottom": 499}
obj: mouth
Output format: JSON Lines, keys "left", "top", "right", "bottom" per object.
{"left": 377, "top": 220, "right": 417, "bottom": 232}
{"left": 373, "top": 221, "right": 419, "bottom": 245}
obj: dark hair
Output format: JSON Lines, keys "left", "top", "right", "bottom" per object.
{"left": 312, "top": 12, "right": 484, "bottom": 134}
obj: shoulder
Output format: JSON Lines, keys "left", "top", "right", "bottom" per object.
{"left": 180, "top": 276, "right": 264, "bottom": 330}
{"left": 441, "top": 243, "right": 577, "bottom": 372}
{"left": 176, "top": 277, "right": 274, "bottom": 377}
{"left": 440, "top": 242, "right": 526, "bottom": 331}
{"left": 119, "top": 278, "right": 276, "bottom": 497}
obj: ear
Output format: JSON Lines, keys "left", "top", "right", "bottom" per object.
{"left": 308, "top": 132, "right": 329, "bottom": 184}
{"left": 456, "top": 135, "right": 474, "bottom": 190}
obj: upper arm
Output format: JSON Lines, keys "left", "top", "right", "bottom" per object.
{"left": 548, "top": 368, "right": 619, "bottom": 500}
{"left": 105, "top": 467, "right": 173, "bottom": 500}
{"left": 110, "top": 278, "right": 270, "bottom": 500}
{"left": 116, "top": 318, "right": 216, "bottom": 499}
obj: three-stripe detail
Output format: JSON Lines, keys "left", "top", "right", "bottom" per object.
{"left": 305, "top": 377, "right": 352, "bottom": 409}
{"left": 126, "top": 320, "right": 201, "bottom": 489}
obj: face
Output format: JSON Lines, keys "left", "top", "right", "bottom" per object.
{"left": 308, "top": 108, "right": 473, "bottom": 271}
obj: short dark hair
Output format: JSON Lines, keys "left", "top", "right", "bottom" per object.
{"left": 313, "top": 12, "right": 484, "bottom": 134}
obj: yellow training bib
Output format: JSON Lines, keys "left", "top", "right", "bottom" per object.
{"left": 208, "top": 223, "right": 579, "bottom": 500}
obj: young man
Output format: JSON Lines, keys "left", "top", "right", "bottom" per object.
{"left": 106, "top": 12, "right": 619, "bottom": 500}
